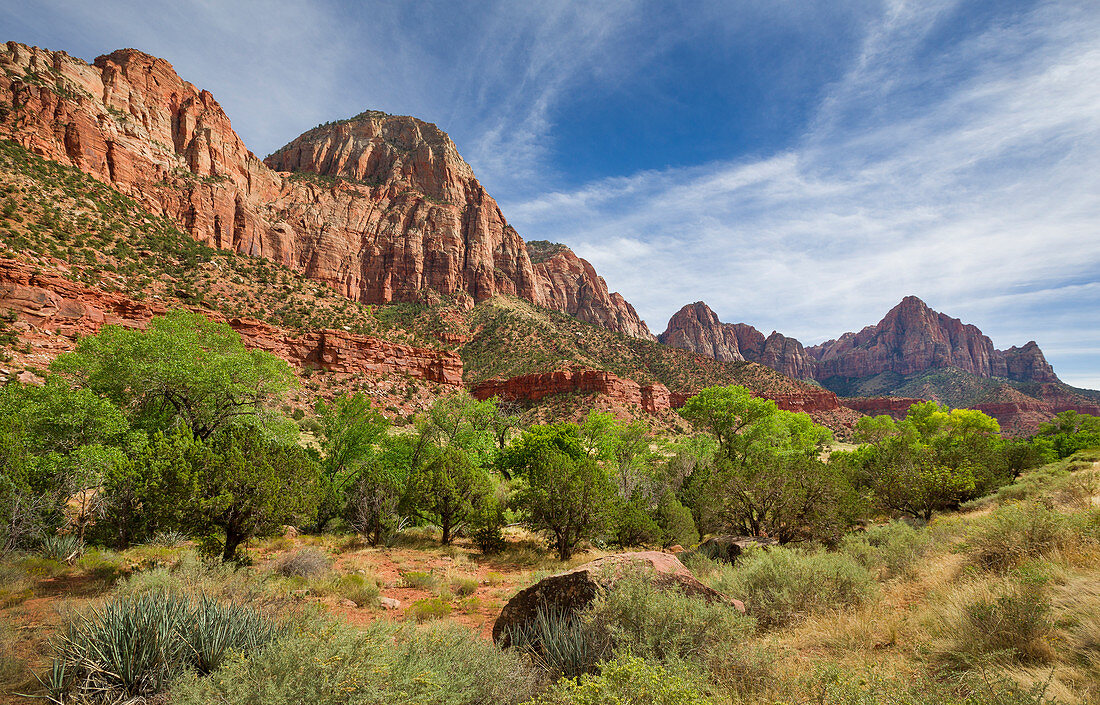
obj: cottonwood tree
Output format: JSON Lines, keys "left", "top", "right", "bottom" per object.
{"left": 53, "top": 310, "right": 295, "bottom": 440}
{"left": 314, "top": 392, "right": 389, "bottom": 530}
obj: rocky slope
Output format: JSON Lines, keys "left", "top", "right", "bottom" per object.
{"left": 0, "top": 41, "right": 651, "bottom": 340}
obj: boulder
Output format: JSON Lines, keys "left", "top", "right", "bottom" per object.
{"left": 380, "top": 596, "right": 401, "bottom": 610}
{"left": 696, "top": 535, "right": 778, "bottom": 564}
{"left": 492, "top": 550, "right": 742, "bottom": 645}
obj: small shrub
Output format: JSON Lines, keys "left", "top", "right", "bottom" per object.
{"left": 334, "top": 573, "right": 380, "bottom": 607}
{"left": 450, "top": 575, "right": 479, "bottom": 597}
{"left": 275, "top": 548, "right": 331, "bottom": 578}
{"left": 408, "top": 596, "right": 452, "bottom": 622}
{"left": 458, "top": 596, "right": 483, "bottom": 614}
{"left": 169, "top": 619, "right": 539, "bottom": 705}
{"left": 401, "top": 570, "right": 437, "bottom": 590}
{"left": 968, "top": 503, "right": 1069, "bottom": 572}
{"left": 506, "top": 605, "right": 609, "bottom": 679}
{"left": 939, "top": 580, "right": 1056, "bottom": 667}
{"left": 472, "top": 525, "right": 507, "bottom": 554}
{"left": 714, "top": 547, "right": 875, "bottom": 629}
{"left": 486, "top": 571, "right": 506, "bottom": 586}
{"left": 149, "top": 529, "right": 189, "bottom": 547}
{"left": 840, "top": 521, "right": 931, "bottom": 579}
{"left": 656, "top": 494, "right": 699, "bottom": 548}
{"left": 530, "top": 654, "right": 712, "bottom": 705}
{"left": 76, "top": 548, "right": 129, "bottom": 582}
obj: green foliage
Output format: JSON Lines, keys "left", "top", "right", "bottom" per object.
{"left": 192, "top": 426, "right": 322, "bottom": 561}
{"left": 333, "top": 573, "right": 380, "bottom": 607}
{"left": 966, "top": 502, "right": 1071, "bottom": 572}
{"left": 839, "top": 521, "right": 931, "bottom": 580}
{"left": 528, "top": 654, "right": 712, "bottom": 705}
{"left": 655, "top": 494, "right": 699, "bottom": 548}
{"left": 170, "top": 619, "right": 540, "bottom": 705}
{"left": 408, "top": 596, "right": 453, "bottom": 622}
{"left": 416, "top": 391, "right": 499, "bottom": 468}
{"left": 404, "top": 446, "right": 492, "bottom": 544}
{"left": 613, "top": 495, "right": 664, "bottom": 547}
{"left": 38, "top": 533, "right": 84, "bottom": 563}
{"left": 53, "top": 310, "right": 296, "bottom": 440}
{"left": 853, "top": 402, "right": 1008, "bottom": 519}
{"left": 346, "top": 458, "right": 406, "bottom": 546}
{"left": 514, "top": 448, "right": 615, "bottom": 560}
{"left": 1035, "top": 410, "right": 1100, "bottom": 459}
{"left": 712, "top": 546, "right": 875, "bottom": 629}
{"left": 44, "top": 592, "right": 277, "bottom": 702}
{"left": 314, "top": 392, "right": 389, "bottom": 530}
{"left": 499, "top": 421, "right": 586, "bottom": 478}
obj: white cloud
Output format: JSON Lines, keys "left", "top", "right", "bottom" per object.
{"left": 502, "top": 0, "right": 1100, "bottom": 388}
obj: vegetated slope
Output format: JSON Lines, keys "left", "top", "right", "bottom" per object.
{"left": 458, "top": 296, "right": 828, "bottom": 396}
{"left": 0, "top": 139, "right": 474, "bottom": 419}
{"left": 0, "top": 41, "right": 650, "bottom": 340}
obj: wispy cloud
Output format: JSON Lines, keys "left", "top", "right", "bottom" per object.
{"left": 502, "top": 0, "right": 1100, "bottom": 387}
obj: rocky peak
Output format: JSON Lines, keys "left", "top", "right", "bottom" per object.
{"left": 264, "top": 111, "right": 475, "bottom": 205}
{"left": 659, "top": 302, "right": 814, "bottom": 379}
{"left": 0, "top": 41, "right": 655, "bottom": 341}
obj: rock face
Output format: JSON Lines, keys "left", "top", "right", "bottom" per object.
{"left": 0, "top": 42, "right": 651, "bottom": 340}
{"left": 492, "top": 551, "right": 741, "bottom": 645}
{"left": 659, "top": 302, "right": 814, "bottom": 379}
{"left": 807, "top": 296, "right": 1057, "bottom": 383}
{"left": 471, "top": 367, "right": 671, "bottom": 413}
{"left": 0, "top": 257, "right": 462, "bottom": 384}
{"left": 661, "top": 297, "right": 1060, "bottom": 386}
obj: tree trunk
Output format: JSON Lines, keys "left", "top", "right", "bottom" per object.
{"left": 222, "top": 527, "right": 244, "bottom": 562}
{"left": 441, "top": 515, "right": 452, "bottom": 544}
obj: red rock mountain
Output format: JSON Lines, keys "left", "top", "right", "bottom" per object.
{"left": 0, "top": 42, "right": 652, "bottom": 340}
{"left": 658, "top": 302, "right": 816, "bottom": 380}
{"left": 661, "top": 297, "right": 1059, "bottom": 385}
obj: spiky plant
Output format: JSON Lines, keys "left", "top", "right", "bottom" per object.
{"left": 505, "top": 606, "right": 609, "bottom": 679}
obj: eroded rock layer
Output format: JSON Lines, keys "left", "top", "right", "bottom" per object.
{"left": 0, "top": 42, "right": 651, "bottom": 340}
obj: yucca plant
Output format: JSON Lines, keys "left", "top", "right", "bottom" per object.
{"left": 183, "top": 595, "right": 279, "bottom": 673}
{"left": 43, "top": 591, "right": 280, "bottom": 701}
{"left": 39, "top": 534, "right": 84, "bottom": 564}
{"left": 505, "top": 606, "right": 609, "bottom": 679}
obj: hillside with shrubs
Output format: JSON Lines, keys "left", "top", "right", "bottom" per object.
{"left": 1, "top": 304, "right": 1099, "bottom": 704}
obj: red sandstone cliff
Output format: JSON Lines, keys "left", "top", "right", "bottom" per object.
{"left": 0, "top": 257, "right": 462, "bottom": 384}
{"left": 0, "top": 42, "right": 651, "bottom": 340}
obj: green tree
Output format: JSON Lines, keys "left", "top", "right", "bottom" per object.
{"left": 498, "top": 422, "right": 586, "bottom": 479}
{"left": 415, "top": 392, "right": 498, "bottom": 468}
{"left": 515, "top": 449, "right": 615, "bottom": 560}
{"left": 191, "top": 426, "right": 322, "bottom": 561}
{"left": 1035, "top": 410, "right": 1100, "bottom": 459}
{"left": 52, "top": 310, "right": 295, "bottom": 439}
{"left": 404, "top": 446, "right": 492, "bottom": 544}
{"left": 314, "top": 393, "right": 389, "bottom": 530}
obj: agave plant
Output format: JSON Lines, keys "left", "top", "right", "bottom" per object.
{"left": 182, "top": 595, "right": 280, "bottom": 673}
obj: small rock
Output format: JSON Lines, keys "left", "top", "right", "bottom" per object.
{"left": 667, "top": 544, "right": 684, "bottom": 553}
{"left": 283, "top": 525, "right": 299, "bottom": 539}
{"left": 340, "top": 598, "right": 357, "bottom": 608}
{"left": 380, "top": 596, "right": 401, "bottom": 610}
{"left": 696, "top": 535, "right": 778, "bottom": 564}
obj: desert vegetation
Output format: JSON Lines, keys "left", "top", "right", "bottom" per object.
{"left": 0, "top": 307, "right": 1097, "bottom": 703}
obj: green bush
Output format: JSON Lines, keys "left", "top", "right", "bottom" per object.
{"left": 712, "top": 547, "right": 875, "bottom": 628}
{"left": 655, "top": 494, "right": 699, "bottom": 547}
{"left": 401, "top": 570, "right": 437, "bottom": 590}
{"left": 43, "top": 592, "right": 278, "bottom": 702}
{"left": 585, "top": 573, "right": 755, "bottom": 664}
{"left": 506, "top": 606, "right": 609, "bottom": 679}
{"left": 968, "top": 503, "right": 1069, "bottom": 572}
{"left": 169, "top": 619, "right": 539, "bottom": 705}
{"left": 528, "top": 654, "right": 711, "bottom": 705}
{"left": 839, "top": 521, "right": 931, "bottom": 580}
{"left": 334, "top": 573, "right": 380, "bottom": 607}
{"left": 450, "top": 576, "right": 479, "bottom": 597}
{"left": 408, "top": 596, "right": 452, "bottom": 622}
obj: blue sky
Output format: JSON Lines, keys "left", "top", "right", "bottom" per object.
{"left": 5, "top": 0, "right": 1100, "bottom": 388}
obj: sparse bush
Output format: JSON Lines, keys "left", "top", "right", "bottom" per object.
{"left": 408, "top": 596, "right": 452, "bottom": 622}
{"left": 334, "top": 573, "right": 380, "bottom": 607}
{"left": 401, "top": 570, "right": 437, "bottom": 590}
{"left": 968, "top": 503, "right": 1069, "bottom": 572}
{"left": 529, "top": 654, "right": 711, "bottom": 705}
{"left": 713, "top": 547, "right": 875, "bottom": 628}
{"left": 169, "top": 619, "right": 539, "bottom": 705}
{"left": 275, "top": 548, "right": 331, "bottom": 578}
{"left": 451, "top": 575, "right": 479, "bottom": 597}
{"left": 938, "top": 580, "right": 1056, "bottom": 667}
{"left": 840, "top": 520, "right": 931, "bottom": 579}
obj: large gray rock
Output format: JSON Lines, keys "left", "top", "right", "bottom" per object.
{"left": 492, "top": 550, "right": 743, "bottom": 645}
